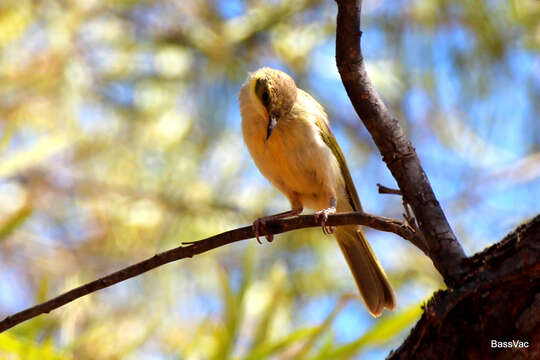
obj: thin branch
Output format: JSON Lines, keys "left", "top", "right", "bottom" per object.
{"left": 335, "top": 0, "right": 466, "bottom": 285}
{"left": 377, "top": 183, "right": 403, "bottom": 196}
{"left": 376, "top": 184, "right": 429, "bottom": 253}
{"left": 0, "top": 211, "right": 421, "bottom": 333}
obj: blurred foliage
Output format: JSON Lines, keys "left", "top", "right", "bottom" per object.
{"left": 0, "top": 0, "right": 538, "bottom": 359}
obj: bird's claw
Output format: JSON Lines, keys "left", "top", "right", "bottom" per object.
{"left": 315, "top": 207, "right": 336, "bottom": 235}
{"left": 253, "top": 218, "right": 273, "bottom": 243}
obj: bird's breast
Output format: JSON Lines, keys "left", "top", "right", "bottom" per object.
{"left": 242, "top": 112, "right": 342, "bottom": 210}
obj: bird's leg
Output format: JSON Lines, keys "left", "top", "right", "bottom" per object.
{"left": 253, "top": 206, "right": 303, "bottom": 243}
{"left": 315, "top": 197, "right": 337, "bottom": 235}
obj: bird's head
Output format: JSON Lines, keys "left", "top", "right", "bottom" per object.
{"left": 250, "top": 67, "right": 297, "bottom": 140}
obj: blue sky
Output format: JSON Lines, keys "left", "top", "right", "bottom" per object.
{"left": 1, "top": 1, "right": 538, "bottom": 358}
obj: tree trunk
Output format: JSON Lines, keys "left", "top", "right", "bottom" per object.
{"left": 389, "top": 215, "right": 540, "bottom": 360}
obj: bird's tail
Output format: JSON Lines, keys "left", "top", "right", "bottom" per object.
{"left": 334, "top": 226, "right": 396, "bottom": 317}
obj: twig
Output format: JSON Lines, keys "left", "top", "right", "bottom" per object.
{"left": 376, "top": 184, "right": 428, "bottom": 253}
{"left": 0, "top": 211, "right": 422, "bottom": 333}
{"left": 402, "top": 199, "right": 428, "bottom": 254}
{"left": 335, "top": 0, "right": 466, "bottom": 285}
{"left": 377, "top": 183, "right": 402, "bottom": 196}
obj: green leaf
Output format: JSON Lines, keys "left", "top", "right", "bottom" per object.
{"left": 311, "top": 332, "right": 336, "bottom": 360}
{"left": 249, "top": 262, "right": 286, "bottom": 348}
{"left": 0, "top": 132, "right": 75, "bottom": 180}
{"left": 325, "top": 303, "right": 423, "bottom": 359}
{"left": 0, "top": 332, "right": 72, "bottom": 360}
{"left": 214, "top": 265, "right": 239, "bottom": 360}
{"left": 214, "top": 246, "right": 255, "bottom": 359}
{"left": 243, "top": 327, "right": 319, "bottom": 360}
{"left": 239, "top": 243, "right": 256, "bottom": 302}
{"left": 0, "top": 206, "right": 32, "bottom": 241}
{"left": 294, "top": 295, "right": 352, "bottom": 359}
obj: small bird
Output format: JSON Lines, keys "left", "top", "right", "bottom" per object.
{"left": 239, "top": 67, "right": 396, "bottom": 316}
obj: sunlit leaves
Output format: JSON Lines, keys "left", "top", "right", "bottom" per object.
{"left": 0, "top": 332, "right": 72, "bottom": 360}
{"left": 0, "top": 4, "right": 32, "bottom": 47}
{"left": 0, "top": 0, "right": 537, "bottom": 358}
{"left": 325, "top": 304, "right": 423, "bottom": 359}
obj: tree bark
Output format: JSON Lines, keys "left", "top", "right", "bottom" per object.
{"left": 389, "top": 215, "right": 540, "bottom": 360}
{"left": 335, "top": 0, "right": 466, "bottom": 286}
{"left": 334, "top": 1, "right": 539, "bottom": 359}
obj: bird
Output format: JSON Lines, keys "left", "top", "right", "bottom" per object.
{"left": 238, "top": 67, "right": 396, "bottom": 317}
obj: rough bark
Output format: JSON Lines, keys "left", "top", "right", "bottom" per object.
{"left": 389, "top": 215, "right": 540, "bottom": 360}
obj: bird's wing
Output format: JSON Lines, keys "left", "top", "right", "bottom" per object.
{"left": 314, "top": 113, "right": 363, "bottom": 212}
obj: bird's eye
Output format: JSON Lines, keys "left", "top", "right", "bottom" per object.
{"left": 261, "top": 90, "right": 270, "bottom": 107}
{"left": 255, "top": 78, "right": 271, "bottom": 108}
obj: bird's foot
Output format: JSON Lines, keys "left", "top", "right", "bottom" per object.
{"left": 252, "top": 207, "right": 303, "bottom": 244}
{"left": 253, "top": 217, "right": 273, "bottom": 244}
{"left": 315, "top": 206, "right": 336, "bottom": 235}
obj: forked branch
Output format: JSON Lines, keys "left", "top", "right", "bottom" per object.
{"left": 335, "top": 0, "right": 466, "bottom": 285}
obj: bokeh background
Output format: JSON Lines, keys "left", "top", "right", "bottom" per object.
{"left": 0, "top": 0, "right": 539, "bottom": 359}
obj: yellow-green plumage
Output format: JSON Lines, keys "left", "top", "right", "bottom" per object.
{"left": 239, "top": 67, "right": 396, "bottom": 316}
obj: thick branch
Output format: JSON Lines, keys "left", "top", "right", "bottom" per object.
{"left": 335, "top": 0, "right": 466, "bottom": 285}
{"left": 0, "top": 211, "right": 421, "bottom": 333}
{"left": 389, "top": 214, "right": 540, "bottom": 359}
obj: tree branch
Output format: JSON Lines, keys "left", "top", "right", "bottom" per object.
{"left": 0, "top": 211, "right": 422, "bottom": 333}
{"left": 335, "top": 0, "right": 466, "bottom": 285}
{"left": 377, "top": 183, "right": 402, "bottom": 196}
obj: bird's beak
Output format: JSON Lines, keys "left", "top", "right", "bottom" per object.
{"left": 266, "top": 115, "right": 278, "bottom": 140}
